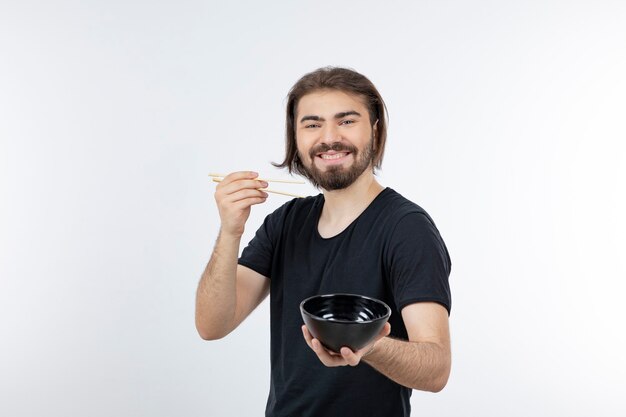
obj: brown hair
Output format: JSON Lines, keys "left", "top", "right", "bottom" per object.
{"left": 273, "top": 66, "right": 388, "bottom": 177}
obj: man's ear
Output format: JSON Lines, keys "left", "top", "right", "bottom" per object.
{"left": 372, "top": 119, "right": 379, "bottom": 149}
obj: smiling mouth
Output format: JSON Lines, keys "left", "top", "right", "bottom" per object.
{"left": 318, "top": 152, "right": 350, "bottom": 160}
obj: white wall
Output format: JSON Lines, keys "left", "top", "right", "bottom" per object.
{"left": 2, "top": 1, "right": 625, "bottom": 416}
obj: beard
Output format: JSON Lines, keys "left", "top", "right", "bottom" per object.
{"left": 299, "top": 135, "right": 374, "bottom": 190}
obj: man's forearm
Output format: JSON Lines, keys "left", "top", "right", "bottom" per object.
{"left": 363, "top": 337, "right": 451, "bottom": 392}
{"left": 195, "top": 229, "right": 242, "bottom": 340}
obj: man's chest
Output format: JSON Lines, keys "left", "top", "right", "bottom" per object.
{"left": 275, "top": 231, "right": 388, "bottom": 298}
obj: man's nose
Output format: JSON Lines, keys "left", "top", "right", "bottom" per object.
{"left": 320, "top": 124, "right": 341, "bottom": 143}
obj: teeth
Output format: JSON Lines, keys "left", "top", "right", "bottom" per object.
{"left": 320, "top": 153, "right": 347, "bottom": 160}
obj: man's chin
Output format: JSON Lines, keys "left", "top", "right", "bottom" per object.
{"left": 313, "top": 159, "right": 350, "bottom": 172}
{"left": 316, "top": 172, "right": 357, "bottom": 190}
{"left": 304, "top": 157, "right": 371, "bottom": 190}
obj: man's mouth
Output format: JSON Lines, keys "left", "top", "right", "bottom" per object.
{"left": 309, "top": 143, "right": 357, "bottom": 166}
{"left": 318, "top": 152, "right": 350, "bottom": 160}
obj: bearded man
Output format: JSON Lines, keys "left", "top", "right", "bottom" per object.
{"left": 195, "top": 66, "right": 452, "bottom": 417}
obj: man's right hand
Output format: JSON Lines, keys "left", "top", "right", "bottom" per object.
{"left": 214, "top": 171, "right": 268, "bottom": 237}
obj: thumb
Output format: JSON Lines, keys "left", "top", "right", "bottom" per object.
{"left": 380, "top": 322, "right": 391, "bottom": 338}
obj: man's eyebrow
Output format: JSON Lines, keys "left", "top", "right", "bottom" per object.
{"left": 335, "top": 110, "right": 361, "bottom": 119}
{"left": 299, "top": 110, "right": 362, "bottom": 123}
{"left": 300, "top": 115, "right": 322, "bottom": 123}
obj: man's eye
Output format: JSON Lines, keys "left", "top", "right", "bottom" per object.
{"left": 305, "top": 124, "right": 320, "bottom": 128}
{"left": 341, "top": 120, "right": 355, "bottom": 125}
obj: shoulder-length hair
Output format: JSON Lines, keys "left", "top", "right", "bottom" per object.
{"left": 273, "top": 66, "right": 388, "bottom": 178}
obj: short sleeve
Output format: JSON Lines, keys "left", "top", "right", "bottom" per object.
{"left": 238, "top": 213, "right": 276, "bottom": 278}
{"left": 238, "top": 199, "right": 297, "bottom": 279}
{"left": 385, "top": 212, "right": 452, "bottom": 314}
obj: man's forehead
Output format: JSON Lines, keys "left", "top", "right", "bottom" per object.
{"left": 296, "top": 89, "right": 368, "bottom": 114}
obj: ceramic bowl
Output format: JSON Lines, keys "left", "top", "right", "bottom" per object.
{"left": 300, "top": 293, "right": 391, "bottom": 353}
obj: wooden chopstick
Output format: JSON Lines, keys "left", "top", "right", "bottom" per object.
{"left": 211, "top": 177, "right": 304, "bottom": 198}
{"left": 208, "top": 173, "right": 305, "bottom": 185}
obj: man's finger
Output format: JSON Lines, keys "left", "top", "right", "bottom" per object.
{"left": 340, "top": 347, "right": 360, "bottom": 367}
{"left": 218, "top": 179, "right": 269, "bottom": 197}
{"left": 313, "top": 340, "right": 346, "bottom": 367}
{"left": 303, "top": 325, "right": 350, "bottom": 367}
{"left": 227, "top": 188, "right": 269, "bottom": 204}
{"left": 220, "top": 171, "right": 259, "bottom": 185}
{"left": 301, "top": 325, "right": 314, "bottom": 350}
{"left": 375, "top": 322, "right": 391, "bottom": 340}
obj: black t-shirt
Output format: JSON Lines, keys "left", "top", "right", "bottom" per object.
{"left": 239, "top": 188, "right": 452, "bottom": 417}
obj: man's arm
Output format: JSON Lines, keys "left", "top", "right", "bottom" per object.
{"left": 302, "top": 302, "right": 451, "bottom": 392}
{"left": 195, "top": 171, "right": 270, "bottom": 340}
{"left": 195, "top": 235, "right": 269, "bottom": 340}
{"left": 362, "top": 302, "right": 451, "bottom": 392}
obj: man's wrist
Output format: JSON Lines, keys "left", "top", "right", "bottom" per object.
{"left": 362, "top": 344, "right": 376, "bottom": 358}
{"left": 218, "top": 228, "right": 244, "bottom": 242}
{"left": 363, "top": 337, "right": 385, "bottom": 360}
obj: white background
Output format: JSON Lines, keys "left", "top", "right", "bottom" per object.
{"left": 2, "top": 1, "right": 625, "bottom": 416}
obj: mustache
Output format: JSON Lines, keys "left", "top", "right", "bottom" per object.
{"left": 309, "top": 142, "right": 358, "bottom": 158}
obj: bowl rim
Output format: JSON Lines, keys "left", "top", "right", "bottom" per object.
{"left": 299, "top": 293, "right": 391, "bottom": 324}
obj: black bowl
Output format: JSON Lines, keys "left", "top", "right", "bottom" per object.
{"left": 300, "top": 293, "right": 391, "bottom": 353}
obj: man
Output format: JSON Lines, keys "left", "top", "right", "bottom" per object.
{"left": 196, "top": 67, "right": 452, "bottom": 417}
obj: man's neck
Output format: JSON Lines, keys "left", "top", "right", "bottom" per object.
{"left": 319, "top": 170, "right": 385, "bottom": 225}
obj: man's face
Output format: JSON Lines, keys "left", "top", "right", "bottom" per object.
{"left": 295, "top": 89, "right": 376, "bottom": 190}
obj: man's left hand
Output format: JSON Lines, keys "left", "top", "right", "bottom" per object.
{"left": 301, "top": 323, "right": 391, "bottom": 367}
